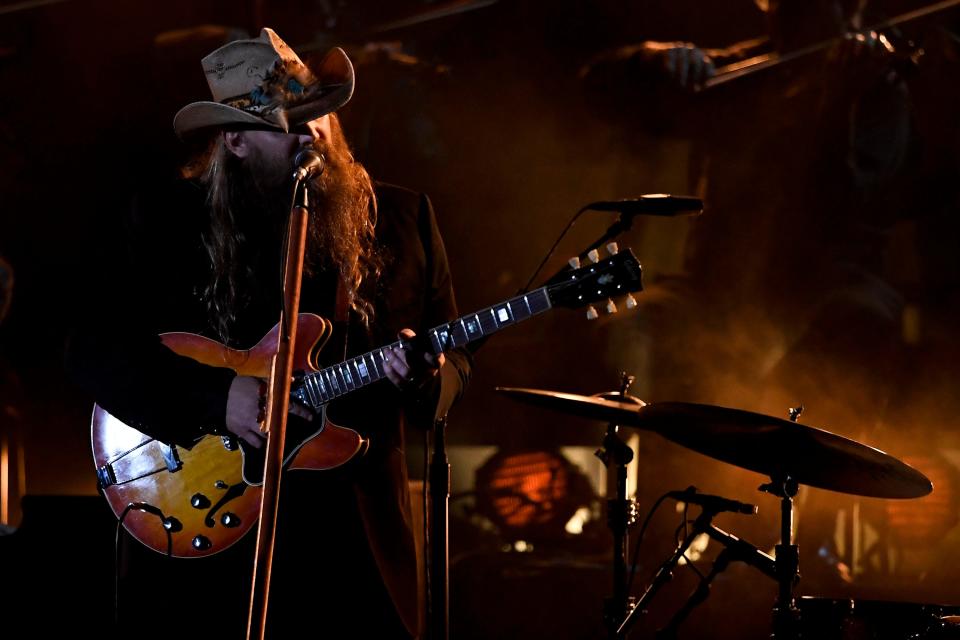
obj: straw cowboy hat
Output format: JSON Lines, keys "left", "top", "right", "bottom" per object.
{"left": 173, "top": 27, "right": 354, "bottom": 138}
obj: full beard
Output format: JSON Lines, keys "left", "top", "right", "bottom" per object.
{"left": 222, "top": 116, "right": 380, "bottom": 329}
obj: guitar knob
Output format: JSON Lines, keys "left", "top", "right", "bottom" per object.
{"left": 214, "top": 480, "right": 228, "bottom": 490}
{"left": 605, "top": 299, "right": 618, "bottom": 314}
{"left": 220, "top": 512, "right": 241, "bottom": 528}
{"left": 606, "top": 242, "right": 619, "bottom": 256}
{"left": 587, "top": 249, "right": 600, "bottom": 264}
{"left": 190, "top": 493, "right": 211, "bottom": 509}
{"left": 568, "top": 257, "right": 581, "bottom": 269}
{"left": 625, "top": 294, "right": 637, "bottom": 309}
{"left": 191, "top": 535, "right": 212, "bottom": 551}
{"left": 162, "top": 517, "right": 182, "bottom": 532}
{"left": 586, "top": 306, "right": 599, "bottom": 320}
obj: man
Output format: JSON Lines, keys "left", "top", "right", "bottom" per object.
{"left": 67, "top": 28, "right": 470, "bottom": 638}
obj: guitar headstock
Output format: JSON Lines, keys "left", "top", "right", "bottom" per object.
{"left": 545, "top": 244, "right": 643, "bottom": 317}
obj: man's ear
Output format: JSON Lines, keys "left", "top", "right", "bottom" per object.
{"left": 223, "top": 131, "right": 250, "bottom": 158}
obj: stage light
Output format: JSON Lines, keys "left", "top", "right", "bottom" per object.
{"left": 474, "top": 448, "right": 597, "bottom": 543}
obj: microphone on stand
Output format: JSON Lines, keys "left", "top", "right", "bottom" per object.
{"left": 584, "top": 194, "right": 703, "bottom": 217}
{"left": 292, "top": 149, "right": 325, "bottom": 182}
{"left": 668, "top": 486, "right": 758, "bottom": 515}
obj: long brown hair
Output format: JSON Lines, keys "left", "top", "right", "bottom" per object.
{"left": 185, "top": 114, "right": 381, "bottom": 344}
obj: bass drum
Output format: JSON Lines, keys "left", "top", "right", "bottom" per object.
{"left": 798, "top": 597, "right": 960, "bottom": 639}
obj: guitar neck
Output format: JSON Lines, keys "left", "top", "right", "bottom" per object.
{"left": 297, "top": 287, "right": 552, "bottom": 407}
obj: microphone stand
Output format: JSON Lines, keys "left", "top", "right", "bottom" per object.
{"left": 616, "top": 507, "right": 774, "bottom": 638}
{"left": 246, "top": 176, "right": 310, "bottom": 640}
{"left": 428, "top": 414, "right": 450, "bottom": 640}
{"left": 655, "top": 523, "right": 777, "bottom": 638}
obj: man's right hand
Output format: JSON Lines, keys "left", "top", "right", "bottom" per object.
{"left": 225, "top": 375, "right": 313, "bottom": 449}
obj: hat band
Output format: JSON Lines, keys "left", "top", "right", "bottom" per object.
{"left": 222, "top": 91, "right": 282, "bottom": 117}
{"left": 220, "top": 79, "right": 341, "bottom": 122}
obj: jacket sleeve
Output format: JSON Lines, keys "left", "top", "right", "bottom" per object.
{"left": 65, "top": 182, "right": 235, "bottom": 447}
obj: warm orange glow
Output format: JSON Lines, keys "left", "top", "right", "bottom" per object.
{"left": 488, "top": 451, "right": 570, "bottom": 527}
{"left": 885, "top": 455, "right": 959, "bottom": 546}
{"left": 475, "top": 449, "right": 594, "bottom": 538}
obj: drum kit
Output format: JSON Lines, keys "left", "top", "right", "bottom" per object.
{"left": 495, "top": 383, "right": 957, "bottom": 639}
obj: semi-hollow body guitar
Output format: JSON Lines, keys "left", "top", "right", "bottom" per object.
{"left": 92, "top": 248, "right": 642, "bottom": 557}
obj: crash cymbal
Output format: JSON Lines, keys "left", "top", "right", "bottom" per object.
{"left": 496, "top": 387, "right": 932, "bottom": 499}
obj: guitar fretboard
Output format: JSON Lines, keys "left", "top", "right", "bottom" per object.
{"left": 295, "top": 288, "right": 552, "bottom": 409}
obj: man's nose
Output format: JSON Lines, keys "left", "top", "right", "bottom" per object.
{"left": 299, "top": 119, "right": 328, "bottom": 144}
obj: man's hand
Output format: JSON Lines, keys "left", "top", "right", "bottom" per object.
{"left": 383, "top": 328, "right": 445, "bottom": 392}
{"left": 225, "top": 375, "right": 313, "bottom": 449}
{"left": 642, "top": 41, "right": 716, "bottom": 90}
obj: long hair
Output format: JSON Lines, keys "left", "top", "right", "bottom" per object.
{"left": 185, "top": 114, "right": 381, "bottom": 344}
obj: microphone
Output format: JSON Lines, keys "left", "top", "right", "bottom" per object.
{"left": 668, "top": 486, "right": 758, "bottom": 515}
{"left": 584, "top": 194, "right": 703, "bottom": 217}
{"left": 292, "top": 149, "right": 325, "bottom": 181}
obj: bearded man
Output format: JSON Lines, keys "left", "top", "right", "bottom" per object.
{"left": 67, "top": 28, "right": 470, "bottom": 638}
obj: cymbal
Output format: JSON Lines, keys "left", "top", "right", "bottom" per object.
{"left": 496, "top": 388, "right": 932, "bottom": 500}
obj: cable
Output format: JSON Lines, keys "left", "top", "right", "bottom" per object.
{"left": 114, "top": 502, "right": 173, "bottom": 624}
{"left": 520, "top": 205, "right": 591, "bottom": 293}
{"left": 626, "top": 491, "right": 672, "bottom": 595}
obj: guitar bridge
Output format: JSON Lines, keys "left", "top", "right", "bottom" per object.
{"left": 159, "top": 443, "right": 182, "bottom": 473}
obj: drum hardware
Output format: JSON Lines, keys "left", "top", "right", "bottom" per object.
{"left": 626, "top": 493, "right": 774, "bottom": 639}
{"left": 496, "top": 386, "right": 935, "bottom": 638}
{"left": 593, "top": 372, "right": 646, "bottom": 639}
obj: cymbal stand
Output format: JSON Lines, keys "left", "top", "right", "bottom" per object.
{"left": 597, "top": 373, "right": 640, "bottom": 639}
{"left": 759, "top": 475, "right": 801, "bottom": 640}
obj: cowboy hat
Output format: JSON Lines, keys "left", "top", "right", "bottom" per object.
{"left": 173, "top": 27, "right": 354, "bottom": 138}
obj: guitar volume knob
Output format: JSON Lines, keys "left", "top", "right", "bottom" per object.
{"left": 190, "top": 493, "right": 211, "bottom": 509}
{"left": 191, "top": 535, "right": 212, "bottom": 551}
{"left": 220, "top": 512, "right": 240, "bottom": 528}
{"left": 162, "top": 517, "right": 182, "bottom": 532}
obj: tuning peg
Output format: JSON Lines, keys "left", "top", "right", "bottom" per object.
{"left": 625, "top": 294, "right": 637, "bottom": 309}
{"left": 587, "top": 249, "right": 600, "bottom": 264}
{"left": 586, "top": 305, "right": 599, "bottom": 320}
{"left": 606, "top": 242, "right": 619, "bottom": 256}
{"left": 568, "top": 256, "right": 581, "bottom": 269}
{"left": 605, "top": 299, "right": 618, "bottom": 314}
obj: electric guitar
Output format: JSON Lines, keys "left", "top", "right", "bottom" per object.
{"left": 91, "top": 248, "right": 642, "bottom": 557}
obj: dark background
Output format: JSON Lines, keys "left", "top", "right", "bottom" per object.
{"left": 1, "top": 1, "right": 960, "bottom": 637}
